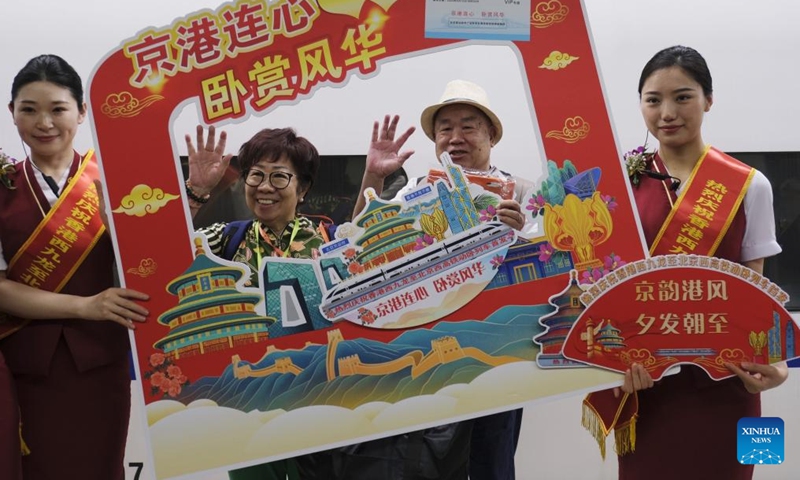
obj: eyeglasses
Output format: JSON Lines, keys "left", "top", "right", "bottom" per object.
{"left": 244, "top": 169, "right": 294, "bottom": 190}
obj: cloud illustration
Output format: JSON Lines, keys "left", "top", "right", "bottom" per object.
{"left": 146, "top": 363, "right": 623, "bottom": 478}
{"left": 112, "top": 184, "right": 180, "bottom": 217}
{"left": 539, "top": 51, "right": 579, "bottom": 71}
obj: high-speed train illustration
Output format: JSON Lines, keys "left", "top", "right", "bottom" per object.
{"left": 320, "top": 221, "right": 515, "bottom": 319}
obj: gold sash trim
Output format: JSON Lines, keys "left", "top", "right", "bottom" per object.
{"left": 650, "top": 146, "right": 754, "bottom": 257}
{"left": 0, "top": 150, "right": 104, "bottom": 340}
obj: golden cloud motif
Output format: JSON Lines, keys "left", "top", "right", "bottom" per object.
{"left": 318, "top": 0, "right": 397, "bottom": 18}
{"left": 101, "top": 91, "right": 164, "bottom": 118}
{"left": 127, "top": 258, "right": 158, "bottom": 278}
{"left": 618, "top": 348, "right": 655, "bottom": 367}
{"left": 539, "top": 51, "right": 579, "bottom": 71}
{"left": 531, "top": 1, "right": 569, "bottom": 28}
{"left": 112, "top": 184, "right": 180, "bottom": 217}
{"left": 545, "top": 116, "right": 590, "bottom": 144}
{"left": 717, "top": 348, "right": 748, "bottom": 365}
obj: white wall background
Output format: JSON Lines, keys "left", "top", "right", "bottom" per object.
{"left": 3, "top": 1, "right": 800, "bottom": 175}
{"left": 1, "top": 1, "right": 798, "bottom": 478}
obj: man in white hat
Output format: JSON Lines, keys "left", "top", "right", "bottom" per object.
{"left": 345, "top": 79, "right": 530, "bottom": 480}
{"left": 352, "top": 79, "right": 532, "bottom": 228}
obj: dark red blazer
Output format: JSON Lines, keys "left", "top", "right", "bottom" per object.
{"left": 0, "top": 154, "right": 130, "bottom": 375}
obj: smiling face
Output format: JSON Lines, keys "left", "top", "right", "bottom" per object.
{"left": 244, "top": 154, "right": 309, "bottom": 233}
{"left": 433, "top": 104, "right": 496, "bottom": 171}
{"left": 9, "top": 80, "right": 86, "bottom": 164}
{"left": 640, "top": 66, "right": 712, "bottom": 154}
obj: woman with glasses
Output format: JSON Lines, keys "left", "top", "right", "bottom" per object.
{"left": 185, "top": 125, "right": 326, "bottom": 480}
{"left": 186, "top": 126, "right": 326, "bottom": 286}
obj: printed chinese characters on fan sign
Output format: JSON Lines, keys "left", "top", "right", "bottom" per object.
{"left": 561, "top": 255, "right": 799, "bottom": 379}
{"left": 560, "top": 143, "right": 799, "bottom": 377}
{"left": 88, "top": 0, "right": 663, "bottom": 478}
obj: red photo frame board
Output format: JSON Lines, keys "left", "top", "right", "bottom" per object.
{"left": 87, "top": 1, "right": 653, "bottom": 477}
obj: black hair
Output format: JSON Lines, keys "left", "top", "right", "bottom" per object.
{"left": 238, "top": 128, "right": 319, "bottom": 193}
{"left": 9, "top": 54, "right": 84, "bottom": 112}
{"left": 638, "top": 46, "right": 713, "bottom": 97}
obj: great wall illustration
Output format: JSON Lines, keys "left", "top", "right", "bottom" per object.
{"left": 231, "top": 328, "right": 520, "bottom": 381}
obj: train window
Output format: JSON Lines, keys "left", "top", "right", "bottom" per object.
{"left": 181, "top": 155, "right": 408, "bottom": 228}
{"left": 733, "top": 151, "right": 799, "bottom": 311}
{"left": 180, "top": 152, "right": 798, "bottom": 311}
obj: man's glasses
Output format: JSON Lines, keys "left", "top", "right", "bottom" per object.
{"left": 244, "top": 169, "right": 294, "bottom": 190}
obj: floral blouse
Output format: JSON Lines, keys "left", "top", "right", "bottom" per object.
{"left": 200, "top": 216, "right": 326, "bottom": 286}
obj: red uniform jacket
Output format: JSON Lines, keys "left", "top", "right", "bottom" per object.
{"left": 0, "top": 157, "right": 130, "bottom": 375}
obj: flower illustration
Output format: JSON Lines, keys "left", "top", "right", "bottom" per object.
{"left": 341, "top": 246, "right": 366, "bottom": 278}
{"left": 603, "top": 252, "right": 626, "bottom": 271}
{"left": 490, "top": 255, "right": 504, "bottom": 269}
{"left": 168, "top": 379, "right": 183, "bottom": 397}
{"left": 580, "top": 267, "right": 608, "bottom": 285}
{"left": 0, "top": 149, "right": 17, "bottom": 190}
{"left": 149, "top": 372, "right": 166, "bottom": 389}
{"left": 472, "top": 194, "right": 499, "bottom": 215}
{"left": 413, "top": 234, "right": 435, "bottom": 251}
{"left": 149, "top": 352, "right": 166, "bottom": 367}
{"left": 479, "top": 204, "right": 497, "bottom": 222}
{"left": 538, "top": 242, "right": 555, "bottom": 263}
{"left": 623, "top": 145, "right": 653, "bottom": 186}
{"left": 579, "top": 252, "right": 627, "bottom": 285}
{"left": 166, "top": 365, "right": 182, "bottom": 378}
{"left": 526, "top": 193, "right": 546, "bottom": 217}
{"left": 347, "top": 261, "right": 365, "bottom": 275}
{"left": 601, "top": 194, "right": 618, "bottom": 212}
{"left": 144, "top": 352, "right": 189, "bottom": 399}
{"left": 358, "top": 307, "right": 377, "bottom": 326}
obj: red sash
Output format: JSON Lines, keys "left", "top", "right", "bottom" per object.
{"left": 582, "top": 146, "right": 754, "bottom": 458}
{"left": 649, "top": 146, "right": 754, "bottom": 257}
{"left": 0, "top": 150, "right": 105, "bottom": 339}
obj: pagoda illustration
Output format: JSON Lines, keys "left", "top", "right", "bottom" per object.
{"left": 154, "top": 237, "right": 275, "bottom": 360}
{"left": 581, "top": 318, "right": 626, "bottom": 358}
{"left": 349, "top": 153, "right": 486, "bottom": 272}
{"left": 354, "top": 190, "right": 425, "bottom": 270}
{"left": 534, "top": 270, "right": 586, "bottom": 367}
{"left": 594, "top": 322, "right": 626, "bottom": 351}
{"left": 320, "top": 155, "right": 513, "bottom": 322}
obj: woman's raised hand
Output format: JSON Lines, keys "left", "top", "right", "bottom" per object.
{"left": 186, "top": 125, "right": 233, "bottom": 195}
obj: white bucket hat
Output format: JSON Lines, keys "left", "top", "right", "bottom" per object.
{"left": 420, "top": 79, "right": 503, "bottom": 145}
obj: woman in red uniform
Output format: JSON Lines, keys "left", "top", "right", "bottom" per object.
{"left": 613, "top": 45, "right": 788, "bottom": 480}
{"left": 0, "top": 54, "right": 149, "bottom": 480}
